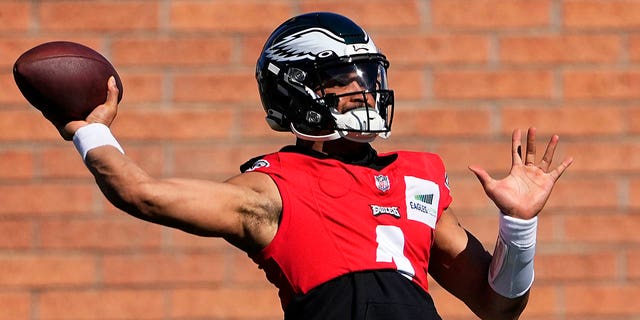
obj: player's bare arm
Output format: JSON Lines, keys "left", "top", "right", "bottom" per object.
{"left": 56, "top": 77, "right": 282, "bottom": 254}
{"left": 430, "top": 128, "right": 573, "bottom": 319}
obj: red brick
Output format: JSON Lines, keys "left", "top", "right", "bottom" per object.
{"left": 433, "top": 0, "right": 552, "bottom": 29}
{"left": 173, "top": 72, "right": 258, "bottom": 103}
{"left": 521, "top": 285, "right": 559, "bottom": 318}
{"left": 39, "top": 146, "right": 91, "bottom": 179}
{"left": 564, "top": 214, "right": 640, "bottom": 243}
{"left": 434, "top": 140, "right": 513, "bottom": 174}
{"left": 229, "top": 249, "right": 270, "bottom": 285}
{"left": 110, "top": 108, "right": 234, "bottom": 140}
{"left": 438, "top": 177, "right": 496, "bottom": 212}
{"left": 500, "top": 35, "right": 622, "bottom": 64}
{"left": 394, "top": 106, "right": 492, "bottom": 137}
{"left": 170, "top": 1, "right": 292, "bottom": 32}
{"left": 242, "top": 35, "right": 270, "bottom": 66}
{"left": 112, "top": 38, "right": 233, "bottom": 67}
{"left": 171, "top": 142, "right": 287, "bottom": 179}
{"left": 564, "top": 0, "right": 640, "bottom": 28}
{"left": 564, "top": 71, "right": 640, "bottom": 100}
{"left": 543, "top": 178, "right": 617, "bottom": 210}
{"left": 103, "top": 252, "right": 225, "bottom": 285}
{"left": 1, "top": 39, "right": 40, "bottom": 70}
{"left": 429, "top": 286, "right": 475, "bottom": 317}
{"left": 301, "top": 0, "right": 420, "bottom": 29}
{"left": 229, "top": 142, "right": 292, "bottom": 167}
{"left": 536, "top": 213, "right": 558, "bottom": 244}
{"left": 120, "top": 145, "right": 166, "bottom": 177}
{"left": 0, "top": 292, "right": 30, "bottom": 319}
{"left": 0, "top": 220, "right": 32, "bottom": 249}
{"left": 39, "top": 218, "right": 163, "bottom": 250}
{"left": 0, "top": 149, "right": 34, "bottom": 179}
{"left": 535, "top": 251, "right": 619, "bottom": 281}
{"left": 39, "top": 144, "right": 165, "bottom": 179}
{"left": 563, "top": 141, "right": 640, "bottom": 173}
{"left": 166, "top": 229, "right": 230, "bottom": 251}
{"left": 434, "top": 70, "right": 553, "bottom": 99}
{"left": 2, "top": 73, "right": 33, "bottom": 105}
{"left": 376, "top": 35, "right": 490, "bottom": 66}
{"left": 173, "top": 144, "right": 242, "bottom": 178}
{"left": 170, "top": 288, "right": 281, "bottom": 318}
{"left": 452, "top": 213, "right": 500, "bottom": 245}
{"left": 501, "top": 106, "right": 626, "bottom": 136}
{"left": 565, "top": 284, "right": 640, "bottom": 315}
{"left": 628, "top": 179, "right": 640, "bottom": 209}
{"left": 116, "top": 72, "right": 164, "bottom": 104}
{"left": 0, "top": 2, "right": 30, "bottom": 32}
{"left": 0, "top": 110, "right": 60, "bottom": 142}
{"left": 388, "top": 68, "right": 425, "bottom": 100}
{"left": 626, "top": 249, "right": 640, "bottom": 279}
{"left": 40, "top": 2, "right": 158, "bottom": 31}
{"left": 40, "top": 289, "right": 165, "bottom": 319}
{"left": 629, "top": 35, "right": 640, "bottom": 62}
{"left": 628, "top": 107, "right": 640, "bottom": 134}
{"left": 0, "top": 255, "right": 95, "bottom": 286}
{"left": 0, "top": 183, "right": 95, "bottom": 216}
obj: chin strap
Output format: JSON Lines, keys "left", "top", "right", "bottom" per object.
{"left": 291, "top": 107, "right": 390, "bottom": 143}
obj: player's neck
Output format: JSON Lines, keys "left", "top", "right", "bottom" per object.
{"left": 296, "top": 138, "right": 371, "bottom": 159}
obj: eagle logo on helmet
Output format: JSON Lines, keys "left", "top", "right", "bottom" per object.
{"left": 264, "top": 27, "right": 378, "bottom": 62}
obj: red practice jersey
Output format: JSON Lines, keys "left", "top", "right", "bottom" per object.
{"left": 246, "top": 148, "right": 453, "bottom": 309}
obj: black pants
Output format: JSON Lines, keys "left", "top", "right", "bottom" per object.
{"left": 284, "top": 270, "right": 442, "bottom": 320}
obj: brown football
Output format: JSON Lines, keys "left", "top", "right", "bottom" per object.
{"left": 13, "top": 41, "right": 123, "bottom": 122}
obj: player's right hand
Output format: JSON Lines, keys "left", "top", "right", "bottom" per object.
{"left": 56, "top": 76, "right": 120, "bottom": 141}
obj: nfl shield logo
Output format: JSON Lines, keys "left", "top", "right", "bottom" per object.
{"left": 374, "top": 175, "right": 390, "bottom": 192}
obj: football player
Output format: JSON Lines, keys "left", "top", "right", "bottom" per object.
{"left": 55, "top": 12, "right": 572, "bottom": 320}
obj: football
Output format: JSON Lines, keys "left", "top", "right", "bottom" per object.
{"left": 13, "top": 41, "right": 123, "bottom": 123}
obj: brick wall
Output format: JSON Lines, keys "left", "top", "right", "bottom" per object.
{"left": 0, "top": 0, "right": 638, "bottom": 319}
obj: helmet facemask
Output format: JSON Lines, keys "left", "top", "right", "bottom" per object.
{"left": 288, "top": 58, "right": 394, "bottom": 143}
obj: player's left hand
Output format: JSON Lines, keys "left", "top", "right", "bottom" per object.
{"left": 468, "top": 127, "right": 573, "bottom": 220}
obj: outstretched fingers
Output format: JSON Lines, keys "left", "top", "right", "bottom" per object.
{"left": 512, "top": 128, "right": 524, "bottom": 166}
{"left": 468, "top": 165, "right": 495, "bottom": 190}
{"left": 538, "top": 134, "right": 559, "bottom": 172}
{"left": 525, "top": 127, "right": 536, "bottom": 166}
{"left": 548, "top": 156, "right": 574, "bottom": 182}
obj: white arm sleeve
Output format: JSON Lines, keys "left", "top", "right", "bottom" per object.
{"left": 488, "top": 213, "right": 537, "bottom": 298}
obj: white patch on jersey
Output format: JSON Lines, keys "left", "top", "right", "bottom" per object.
{"left": 375, "top": 225, "right": 415, "bottom": 279}
{"left": 264, "top": 27, "right": 378, "bottom": 62}
{"left": 245, "top": 159, "right": 270, "bottom": 172}
{"left": 404, "top": 176, "right": 440, "bottom": 229}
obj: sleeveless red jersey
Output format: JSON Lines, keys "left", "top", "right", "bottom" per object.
{"left": 246, "top": 149, "right": 452, "bottom": 308}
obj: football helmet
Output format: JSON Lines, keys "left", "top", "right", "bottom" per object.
{"left": 256, "top": 12, "right": 394, "bottom": 143}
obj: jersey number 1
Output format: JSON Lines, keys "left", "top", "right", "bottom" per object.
{"left": 375, "top": 225, "right": 416, "bottom": 279}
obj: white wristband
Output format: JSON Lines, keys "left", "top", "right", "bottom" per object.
{"left": 72, "top": 123, "right": 124, "bottom": 161}
{"left": 488, "top": 213, "right": 537, "bottom": 298}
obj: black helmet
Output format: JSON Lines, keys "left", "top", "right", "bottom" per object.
{"left": 256, "top": 12, "right": 394, "bottom": 142}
